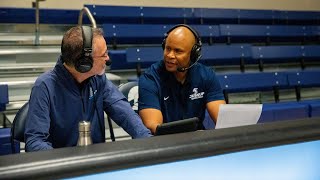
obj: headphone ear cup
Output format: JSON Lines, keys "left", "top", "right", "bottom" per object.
{"left": 75, "top": 55, "right": 93, "bottom": 73}
{"left": 190, "top": 45, "right": 200, "bottom": 63}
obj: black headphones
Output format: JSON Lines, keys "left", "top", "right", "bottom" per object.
{"left": 75, "top": 26, "right": 93, "bottom": 73}
{"left": 162, "top": 24, "right": 202, "bottom": 64}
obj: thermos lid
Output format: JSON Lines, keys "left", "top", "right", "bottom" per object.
{"left": 79, "top": 121, "right": 91, "bottom": 132}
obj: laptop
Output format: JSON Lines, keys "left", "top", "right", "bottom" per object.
{"left": 155, "top": 117, "right": 199, "bottom": 136}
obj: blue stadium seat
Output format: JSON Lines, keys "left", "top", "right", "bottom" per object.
{"left": 108, "top": 50, "right": 128, "bottom": 70}
{"left": 103, "top": 24, "right": 221, "bottom": 46}
{"left": 298, "top": 100, "right": 320, "bottom": 118}
{"left": 303, "top": 45, "right": 320, "bottom": 60}
{"left": 103, "top": 24, "right": 174, "bottom": 46}
{"left": 287, "top": 70, "right": 320, "bottom": 99}
{"left": 192, "top": 25, "right": 220, "bottom": 44}
{"left": 125, "top": 47, "right": 162, "bottom": 76}
{"left": 251, "top": 45, "right": 304, "bottom": 70}
{"left": 237, "top": 9, "right": 276, "bottom": 24}
{"left": 126, "top": 47, "right": 162, "bottom": 67}
{"left": 219, "top": 24, "right": 314, "bottom": 44}
{"left": 252, "top": 45, "right": 304, "bottom": 63}
{"left": 310, "top": 26, "right": 320, "bottom": 37}
{"left": 286, "top": 71, "right": 320, "bottom": 117}
{"left": 0, "top": 7, "right": 79, "bottom": 24}
{"left": 260, "top": 102, "right": 309, "bottom": 122}
{"left": 193, "top": 8, "right": 239, "bottom": 24}
{"left": 217, "top": 72, "right": 287, "bottom": 93}
{"left": 124, "top": 45, "right": 253, "bottom": 72}
{"left": 85, "top": 5, "right": 142, "bottom": 24}
{"left": 287, "top": 71, "right": 320, "bottom": 88}
{"left": 140, "top": 7, "right": 193, "bottom": 24}
{"left": 200, "top": 44, "right": 252, "bottom": 71}
{"left": 278, "top": 10, "right": 320, "bottom": 25}
{"left": 217, "top": 72, "right": 288, "bottom": 103}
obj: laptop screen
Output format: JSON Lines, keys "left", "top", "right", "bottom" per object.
{"left": 155, "top": 117, "right": 199, "bottom": 136}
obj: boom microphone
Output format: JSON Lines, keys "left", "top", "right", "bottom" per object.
{"left": 176, "top": 55, "right": 202, "bottom": 72}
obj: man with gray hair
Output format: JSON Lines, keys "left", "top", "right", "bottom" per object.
{"left": 25, "top": 26, "right": 151, "bottom": 152}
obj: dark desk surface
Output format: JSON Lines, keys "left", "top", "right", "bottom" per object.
{"left": 0, "top": 118, "right": 320, "bottom": 180}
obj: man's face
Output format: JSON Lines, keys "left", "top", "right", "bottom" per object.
{"left": 163, "top": 27, "right": 195, "bottom": 73}
{"left": 91, "top": 36, "right": 109, "bottom": 75}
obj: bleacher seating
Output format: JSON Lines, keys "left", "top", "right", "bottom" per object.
{"left": 85, "top": 5, "right": 142, "bottom": 24}
{"left": 278, "top": 10, "right": 320, "bottom": 25}
{"left": 103, "top": 24, "right": 174, "bottom": 47}
{"left": 304, "top": 45, "right": 320, "bottom": 60}
{"left": 0, "top": 8, "right": 80, "bottom": 24}
{"left": 190, "top": 25, "right": 220, "bottom": 44}
{"left": 260, "top": 102, "right": 309, "bottom": 122}
{"left": 107, "top": 44, "right": 320, "bottom": 74}
{"left": 103, "top": 24, "right": 222, "bottom": 47}
{"left": 219, "top": 24, "right": 317, "bottom": 44}
{"left": 126, "top": 47, "right": 162, "bottom": 75}
{"left": 217, "top": 72, "right": 287, "bottom": 103}
{"left": 286, "top": 71, "right": 320, "bottom": 101}
{"left": 1, "top": 5, "right": 319, "bottom": 26}
{"left": 251, "top": 45, "right": 305, "bottom": 70}
{"left": 140, "top": 7, "right": 193, "bottom": 24}
{"left": 201, "top": 44, "right": 252, "bottom": 71}
{"left": 101, "top": 23, "right": 319, "bottom": 47}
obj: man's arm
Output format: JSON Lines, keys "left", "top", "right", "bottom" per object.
{"left": 25, "top": 84, "right": 53, "bottom": 152}
{"left": 102, "top": 78, "right": 152, "bottom": 138}
{"left": 106, "top": 98, "right": 152, "bottom": 138}
{"left": 206, "top": 100, "right": 226, "bottom": 124}
{"left": 138, "top": 72, "right": 163, "bottom": 134}
{"left": 139, "top": 108, "right": 163, "bottom": 134}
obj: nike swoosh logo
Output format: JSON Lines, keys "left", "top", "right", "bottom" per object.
{"left": 164, "top": 96, "right": 169, "bottom": 100}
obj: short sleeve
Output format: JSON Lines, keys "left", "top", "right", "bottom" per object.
{"left": 138, "top": 73, "right": 161, "bottom": 111}
{"left": 205, "top": 69, "right": 225, "bottom": 103}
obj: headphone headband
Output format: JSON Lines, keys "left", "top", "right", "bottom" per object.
{"left": 164, "top": 24, "right": 202, "bottom": 47}
{"left": 162, "top": 24, "right": 202, "bottom": 65}
{"left": 82, "top": 26, "right": 93, "bottom": 56}
{"left": 75, "top": 26, "right": 94, "bottom": 73}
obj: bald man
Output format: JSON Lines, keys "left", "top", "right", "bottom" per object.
{"left": 138, "top": 24, "right": 226, "bottom": 134}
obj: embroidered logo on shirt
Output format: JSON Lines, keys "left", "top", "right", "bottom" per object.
{"left": 164, "top": 96, "right": 170, "bottom": 101}
{"left": 189, "top": 88, "right": 204, "bottom": 100}
{"left": 89, "top": 87, "right": 98, "bottom": 100}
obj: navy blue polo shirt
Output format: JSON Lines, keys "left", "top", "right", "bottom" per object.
{"left": 138, "top": 60, "right": 224, "bottom": 129}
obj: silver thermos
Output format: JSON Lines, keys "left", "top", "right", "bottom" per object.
{"left": 77, "top": 121, "right": 92, "bottom": 146}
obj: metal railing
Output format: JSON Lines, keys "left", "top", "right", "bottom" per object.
{"left": 33, "top": 0, "right": 46, "bottom": 45}
{"left": 78, "top": 7, "right": 97, "bottom": 28}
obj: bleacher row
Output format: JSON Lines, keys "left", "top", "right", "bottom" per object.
{"left": 109, "top": 45, "right": 320, "bottom": 71}
{"left": 103, "top": 24, "right": 319, "bottom": 47}
{"left": 2, "top": 5, "right": 319, "bottom": 25}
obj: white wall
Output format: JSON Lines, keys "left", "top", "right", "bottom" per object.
{"left": 0, "top": 0, "right": 320, "bottom": 11}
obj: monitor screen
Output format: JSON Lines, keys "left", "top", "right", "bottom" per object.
{"left": 71, "top": 140, "right": 320, "bottom": 179}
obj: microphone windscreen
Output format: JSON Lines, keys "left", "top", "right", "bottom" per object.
{"left": 105, "top": 59, "right": 112, "bottom": 66}
{"left": 177, "top": 67, "right": 186, "bottom": 72}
